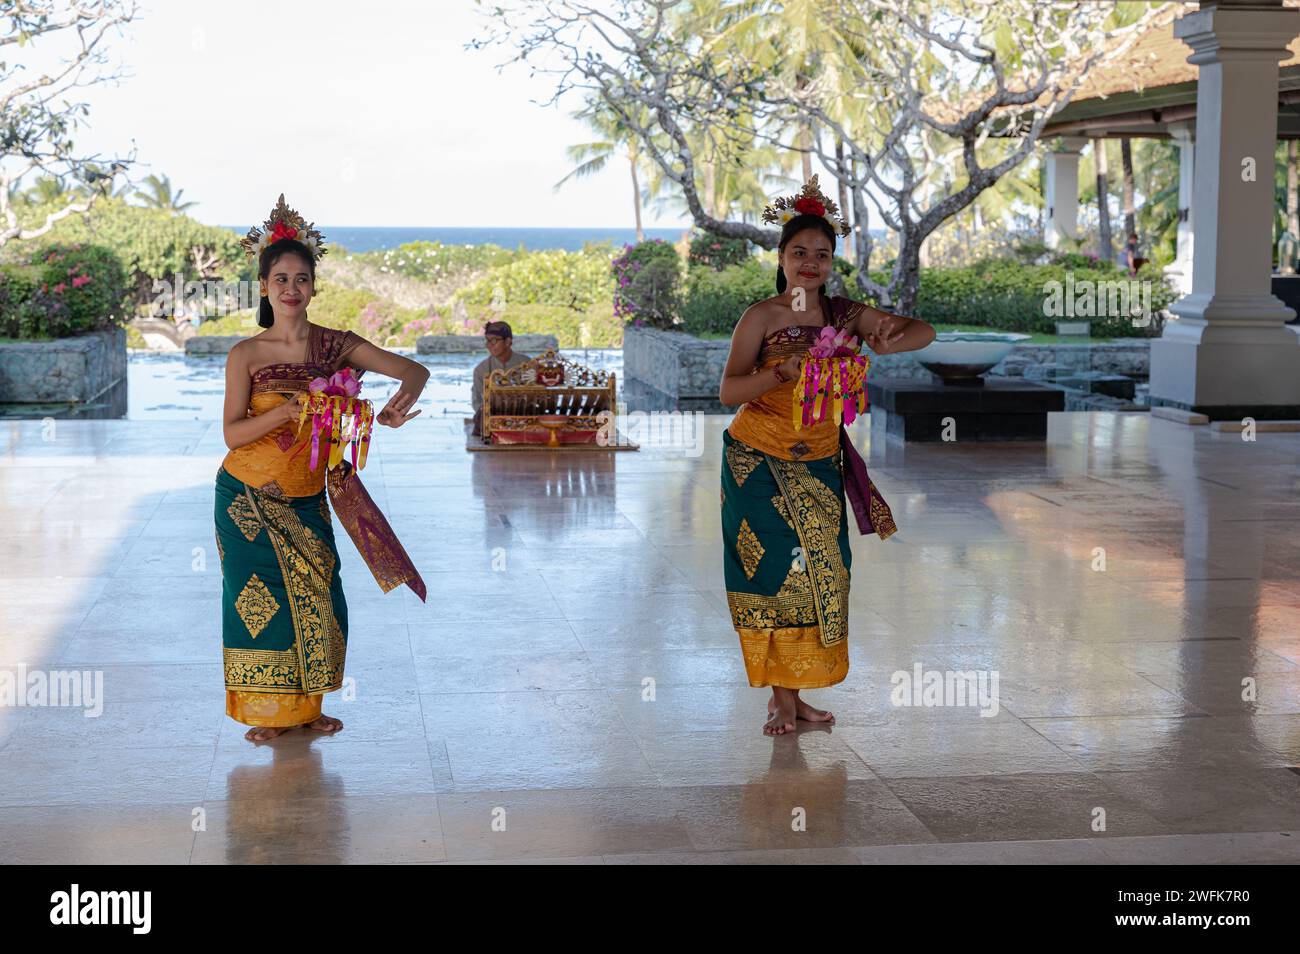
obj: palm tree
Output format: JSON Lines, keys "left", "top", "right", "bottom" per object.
{"left": 1120, "top": 138, "right": 1137, "bottom": 242}
{"left": 1281, "top": 140, "right": 1298, "bottom": 275}
{"left": 23, "top": 175, "right": 72, "bottom": 206}
{"left": 134, "top": 174, "right": 197, "bottom": 214}
{"left": 639, "top": 128, "right": 797, "bottom": 225}
{"left": 555, "top": 101, "right": 649, "bottom": 241}
{"left": 1093, "top": 138, "right": 1113, "bottom": 263}
{"left": 1134, "top": 139, "right": 1180, "bottom": 266}
{"left": 700, "top": 0, "right": 869, "bottom": 189}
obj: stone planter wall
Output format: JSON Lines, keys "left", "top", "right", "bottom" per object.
{"left": 622, "top": 326, "right": 735, "bottom": 412}
{"left": 623, "top": 326, "right": 1152, "bottom": 412}
{"left": 0, "top": 327, "right": 127, "bottom": 403}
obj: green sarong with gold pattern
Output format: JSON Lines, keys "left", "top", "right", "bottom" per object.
{"left": 215, "top": 467, "right": 348, "bottom": 710}
{"left": 720, "top": 429, "right": 853, "bottom": 689}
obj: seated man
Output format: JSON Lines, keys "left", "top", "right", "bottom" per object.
{"left": 471, "top": 320, "right": 531, "bottom": 435}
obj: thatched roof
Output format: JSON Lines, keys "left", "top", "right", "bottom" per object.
{"left": 1070, "top": 0, "right": 1298, "bottom": 102}
{"left": 1042, "top": 0, "right": 1300, "bottom": 138}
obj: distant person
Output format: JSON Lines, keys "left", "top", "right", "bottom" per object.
{"left": 1123, "top": 233, "right": 1147, "bottom": 275}
{"left": 471, "top": 320, "right": 530, "bottom": 435}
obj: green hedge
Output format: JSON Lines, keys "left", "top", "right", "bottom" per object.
{"left": 197, "top": 299, "right": 622, "bottom": 350}
{"left": 454, "top": 245, "right": 615, "bottom": 311}
{"left": 879, "top": 258, "right": 1176, "bottom": 338}
{"left": 459, "top": 302, "right": 621, "bottom": 349}
{"left": 688, "top": 231, "right": 751, "bottom": 272}
{"left": 676, "top": 253, "right": 1175, "bottom": 339}
{"left": 679, "top": 257, "right": 773, "bottom": 336}
{"left": 350, "top": 240, "right": 518, "bottom": 282}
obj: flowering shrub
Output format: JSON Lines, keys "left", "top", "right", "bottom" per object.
{"left": 357, "top": 300, "right": 403, "bottom": 340}
{"left": 398, "top": 315, "right": 439, "bottom": 343}
{"left": 0, "top": 243, "right": 129, "bottom": 339}
{"left": 0, "top": 266, "right": 63, "bottom": 339}
{"left": 612, "top": 238, "right": 681, "bottom": 329}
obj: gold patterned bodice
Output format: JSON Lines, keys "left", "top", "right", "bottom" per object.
{"left": 726, "top": 296, "right": 858, "bottom": 461}
{"left": 222, "top": 325, "right": 365, "bottom": 496}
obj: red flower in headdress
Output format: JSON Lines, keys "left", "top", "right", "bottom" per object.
{"left": 270, "top": 221, "right": 299, "bottom": 243}
{"left": 793, "top": 196, "right": 826, "bottom": 217}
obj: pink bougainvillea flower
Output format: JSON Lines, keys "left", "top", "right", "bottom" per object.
{"left": 72, "top": 275, "right": 92, "bottom": 288}
{"left": 52, "top": 282, "right": 67, "bottom": 295}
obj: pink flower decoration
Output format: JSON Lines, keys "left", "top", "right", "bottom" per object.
{"left": 308, "top": 368, "right": 361, "bottom": 398}
{"left": 808, "top": 326, "right": 859, "bottom": 358}
{"left": 332, "top": 368, "right": 361, "bottom": 396}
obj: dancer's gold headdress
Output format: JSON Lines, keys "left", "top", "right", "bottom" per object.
{"left": 240, "top": 194, "right": 327, "bottom": 263}
{"left": 762, "top": 174, "right": 850, "bottom": 237}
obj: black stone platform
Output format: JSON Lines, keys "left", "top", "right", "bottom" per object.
{"left": 867, "top": 375, "right": 1065, "bottom": 442}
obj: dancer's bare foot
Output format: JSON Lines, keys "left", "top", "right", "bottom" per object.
{"left": 794, "top": 698, "right": 835, "bottom": 725}
{"left": 244, "top": 725, "right": 292, "bottom": 742}
{"left": 768, "top": 695, "right": 837, "bottom": 725}
{"left": 303, "top": 714, "right": 343, "bottom": 734}
{"left": 764, "top": 689, "right": 797, "bottom": 736}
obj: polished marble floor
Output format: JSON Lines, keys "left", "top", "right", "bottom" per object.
{"left": 2, "top": 411, "right": 1300, "bottom": 864}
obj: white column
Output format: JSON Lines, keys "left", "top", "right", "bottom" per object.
{"left": 1162, "top": 120, "right": 1196, "bottom": 297}
{"left": 1043, "top": 137, "right": 1087, "bottom": 249}
{"left": 1150, "top": 1, "right": 1300, "bottom": 417}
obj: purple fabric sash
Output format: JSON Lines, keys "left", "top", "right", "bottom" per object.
{"left": 326, "top": 462, "right": 427, "bottom": 601}
{"left": 840, "top": 426, "right": 898, "bottom": 539}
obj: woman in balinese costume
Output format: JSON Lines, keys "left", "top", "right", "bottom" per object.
{"left": 217, "top": 195, "right": 428, "bottom": 743}
{"left": 719, "top": 176, "right": 936, "bottom": 736}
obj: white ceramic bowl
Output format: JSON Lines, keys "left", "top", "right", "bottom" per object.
{"left": 913, "top": 332, "right": 1031, "bottom": 382}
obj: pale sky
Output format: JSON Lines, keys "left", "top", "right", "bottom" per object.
{"left": 61, "top": 0, "right": 701, "bottom": 229}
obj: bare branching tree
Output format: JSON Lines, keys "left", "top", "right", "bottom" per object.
{"left": 1, "top": 0, "right": 138, "bottom": 248}
{"left": 474, "top": 0, "right": 1173, "bottom": 313}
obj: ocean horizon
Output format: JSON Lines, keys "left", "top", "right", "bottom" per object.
{"left": 222, "top": 225, "right": 692, "bottom": 254}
